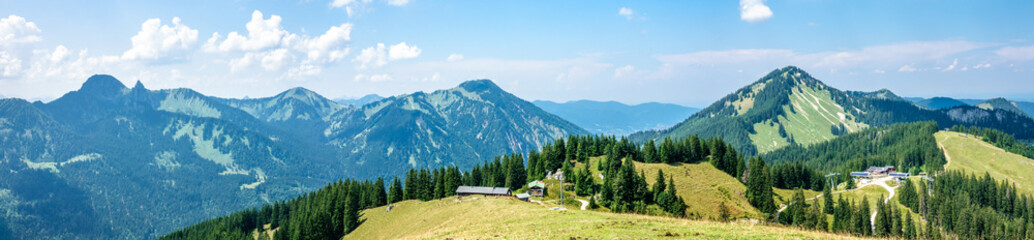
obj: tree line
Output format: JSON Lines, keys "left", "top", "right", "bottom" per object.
{"left": 950, "top": 125, "right": 1034, "bottom": 160}
{"left": 763, "top": 121, "right": 945, "bottom": 186}
{"left": 160, "top": 179, "right": 384, "bottom": 240}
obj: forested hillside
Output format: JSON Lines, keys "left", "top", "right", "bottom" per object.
{"left": 0, "top": 75, "right": 584, "bottom": 239}
{"left": 631, "top": 66, "right": 1034, "bottom": 156}
{"left": 762, "top": 121, "right": 945, "bottom": 177}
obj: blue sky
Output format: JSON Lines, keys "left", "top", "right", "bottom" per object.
{"left": 1, "top": 0, "right": 1032, "bottom": 106}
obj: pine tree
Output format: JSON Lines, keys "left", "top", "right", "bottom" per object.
{"left": 388, "top": 177, "right": 403, "bottom": 204}
{"left": 791, "top": 188, "right": 807, "bottom": 226}
{"left": 891, "top": 205, "right": 902, "bottom": 237}
{"left": 643, "top": 140, "right": 657, "bottom": 163}
{"left": 652, "top": 169, "right": 666, "bottom": 203}
{"left": 746, "top": 157, "right": 776, "bottom": 215}
{"left": 810, "top": 199, "right": 826, "bottom": 231}
{"left": 343, "top": 194, "right": 360, "bottom": 235}
{"left": 859, "top": 197, "right": 872, "bottom": 236}
{"left": 374, "top": 177, "right": 387, "bottom": 206}
{"left": 719, "top": 201, "right": 731, "bottom": 222}
{"left": 875, "top": 196, "right": 887, "bottom": 236}
{"left": 823, "top": 186, "right": 834, "bottom": 214}
{"left": 904, "top": 211, "right": 916, "bottom": 239}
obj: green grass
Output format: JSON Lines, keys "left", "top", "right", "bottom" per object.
{"left": 936, "top": 131, "right": 1034, "bottom": 194}
{"left": 572, "top": 156, "right": 818, "bottom": 220}
{"left": 344, "top": 197, "right": 868, "bottom": 240}
{"left": 632, "top": 160, "right": 762, "bottom": 219}
{"left": 749, "top": 84, "right": 867, "bottom": 153}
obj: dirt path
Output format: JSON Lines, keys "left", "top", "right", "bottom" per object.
{"left": 937, "top": 138, "right": 953, "bottom": 170}
{"left": 861, "top": 176, "right": 897, "bottom": 234}
{"left": 776, "top": 176, "right": 896, "bottom": 234}
{"left": 577, "top": 199, "right": 588, "bottom": 210}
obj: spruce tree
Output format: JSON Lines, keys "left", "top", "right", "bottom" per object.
{"left": 875, "top": 196, "right": 887, "bottom": 236}
{"left": 746, "top": 157, "right": 776, "bottom": 215}
{"left": 388, "top": 177, "right": 403, "bottom": 204}
{"left": 652, "top": 169, "right": 666, "bottom": 202}
{"left": 823, "top": 186, "right": 834, "bottom": 214}
{"left": 643, "top": 140, "right": 657, "bottom": 163}
{"left": 374, "top": 177, "right": 387, "bottom": 206}
{"left": 859, "top": 197, "right": 872, "bottom": 236}
{"left": 904, "top": 211, "right": 915, "bottom": 239}
{"left": 718, "top": 201, "right": 731, "bottom": 222}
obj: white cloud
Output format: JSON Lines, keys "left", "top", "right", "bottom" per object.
{"left": 121, "top": 17, "right": 199, "bottom": 62}
{"left": 330, "top": 0, "right": 355, "bottom": 8}
{"left": 656, "top": 49, "right": 794, "bottom": 66}
{"left": 202, "top": 10, "right": 352, "bottom": 77}
{"left": 657, "top": 41, "right": 986, "bottom": 70}
{"left": 49, "top": 45, "right": 69, "bottom": 63}
{"left": 205, "top": 11, "right": 289, "bottom": 52}
{"left": 353, "top": 42, "right": 420, "bottom": 69}
{"left": 973, "top": 63, "right": 991, "bottom": 69}
{"left": 740, "top": 0, "right": 773, "bottom": 23}
{"left": 942, "top": 58, "right": 958, "bottom": 72}
{"left": 229, "top": 48, "right": 293, "bottom": 72}
{"left": 299, "top": 23, "right": 352, "bottom": 63}
{"left": 614, "top": 65, "right": 635, "bottom": 78}
{"left": 873, "top": 69, "right": 885, "bottom": 74}
{"left": 618, "top": 7, "right": 634, "bottom": 20}
{"left": 354, "top": 73, "right": 392, "bottom": 82}
{"left": 0, "top": 51, "right": 23, "bottom": 77}
{"left": 0, "top": 15, "right": 42, "bottom": 45}
{"left": 447, "top": 54, "right": 464, "bottom": 62}
{"left": 898, "top": 65, "right": 917, "bottom": 72}
{"left": 388, "top": 42, "right": 420, "bottom": 60}
{"left": 370, "top": 74, "right": 392, "bottom": 82}
{"left": 995, "top": 45, "right": 1034, "bottom": 61}
{"left": 387, "top": 0, "right": 410, "bottom": 6}
{"left": 353, "top": 43, "right": 388, "bottom": 69}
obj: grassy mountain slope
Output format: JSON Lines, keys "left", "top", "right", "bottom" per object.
{"left": 936, "top": 131, "right": 1034, "bottom": 193}
{"left": 631, "top": 66, "right": 871, "bottom": 155}
{"left": 574, "top": 157, "right": 813, "bottom": 220}
{"left": 532, "top": 100, "right": 700, "bottom": 136}
{"left": 343, "top": 197, "right": 862, "bottom": 240}
{"left": 977, "top": 98, "right": 1029, "bottom": 118}
{"left": 632, "top": 66, "right": 1034, "bottom": 156}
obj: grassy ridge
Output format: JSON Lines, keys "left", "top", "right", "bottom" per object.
{"left": 936, "top": 131, "right": 1034, "bottom": 193}
{"left": 344, "top": 197, "right": 866, "bottom": 239}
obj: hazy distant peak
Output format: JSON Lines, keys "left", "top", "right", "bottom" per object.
{"left": 132, "top": 80, "right": 147, "bottom": 91}
{"left": 458, "top": 79, "right": 501, "bottom": 93}
{"left": 79, "top": 74, "right": 127, "bottom": 96}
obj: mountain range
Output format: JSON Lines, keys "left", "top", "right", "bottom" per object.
{"left": 630, "top": 66, "right": 1034, "bottom": 155}
{"left": 532, "top": 100, "right": 699, "bottom": 136}
{"left": 333, "top": 94, "right": 386, "bottom": 107}
{"left": 909, "top": 96, "right": 1034, "bottom": 118}
{"left": 0, "top": 76, "right": 584, "bottom": 239}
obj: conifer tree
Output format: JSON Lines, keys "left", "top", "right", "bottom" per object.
{"left": 388, "top": 177, "right": 403, "bottom": 204}
{"left": 859, "top": 197, "right": 872, "bottom": 236}
{"left": 823, "top": 186, "right": 834, "bottom": 214}
{"left": 652, "top": 169, "right": 666, "bottom": 203}
{"left": 643, "top": 140, "right": 657, "bottom": 163}
{"left": 746, "top": 157, "right": 776, "bottom": 215}
{"left": 374, "top": 177, "right": 387, "bottom": 206}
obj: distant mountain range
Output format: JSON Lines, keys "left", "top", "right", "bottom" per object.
{"left": 908, "top": 96, "right": 1034, "bottom": 118}
{"left": 333, "top": 94, "right": 385, "bottom": 107}
{"left": 631, "top": 66, "right": 1034, "bottom": 155}
{"left": 0, "top": 76, "right": 583, "bottom": 239}
{"left": 532, "top": 100, "right": 699, "bottom": 136}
